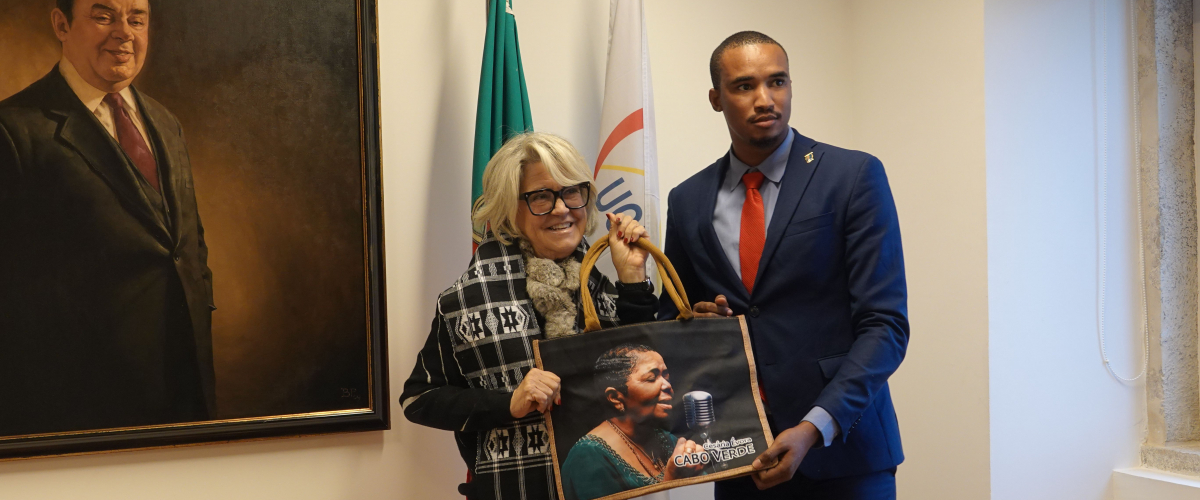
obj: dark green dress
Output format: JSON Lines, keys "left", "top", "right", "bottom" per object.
{"left": 560, "top": 429, "right": 678, "bottom": 500}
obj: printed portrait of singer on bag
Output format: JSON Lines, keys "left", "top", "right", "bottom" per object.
{"left": 537, "top": 322, "right": 774, "bottom": 500}
{"left": 0, "top": 0, "right": 386, "bottom": 458}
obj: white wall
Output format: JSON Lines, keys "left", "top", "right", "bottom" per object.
{"left": 846, "top": 2, "right": 990, "bottom": 499}
{"left": 986, "top": 1, "right": 1147, "bottom": 500}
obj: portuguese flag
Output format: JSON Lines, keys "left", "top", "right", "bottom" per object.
{"left": 472, "top": 0, "right": 534, "bottom": 246}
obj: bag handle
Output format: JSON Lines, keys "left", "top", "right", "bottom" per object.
{"left": 579, "top": 237, "right": 693, "bottom": 332}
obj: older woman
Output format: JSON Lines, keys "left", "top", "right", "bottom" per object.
{"left": 401, "top": 132, "right": 656, "bottom": 500}
{"left": 560, "top": 344, "right": 706, "bottom": 500}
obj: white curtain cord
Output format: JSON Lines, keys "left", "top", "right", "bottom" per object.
{"left": 1098, "top": 0, "right": 1150, "bottom": 383}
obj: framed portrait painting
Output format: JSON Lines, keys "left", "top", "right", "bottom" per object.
{"left": 0, "top": 0, "right": 387, "bottom": 459}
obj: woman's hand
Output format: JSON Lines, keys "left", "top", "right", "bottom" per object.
{"left": 664, "top": 437, "right": 708, "bottom": 481}
{"left": 606, "top": 213, "right": 649, "bottom": 284}
{"left": 510, "top": 368, "right": 561, "bottom": 418}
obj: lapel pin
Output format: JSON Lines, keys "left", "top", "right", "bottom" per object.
{"left": 805, "top": 152, "right": 814, "bottom": 163}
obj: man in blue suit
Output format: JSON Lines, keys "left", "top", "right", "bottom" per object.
{"left": 658, "top": 31, "right": 908, "bottom": 498}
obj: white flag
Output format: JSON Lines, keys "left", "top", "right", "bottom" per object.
{"left": 590, "top": 0, "right": 660, "bottom": 289}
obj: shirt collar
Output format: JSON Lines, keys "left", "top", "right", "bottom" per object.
{"left": 59, "top": 57, "right": 139, "bottom": 116}
{"left": 724, "top": 130, "right": 794, "bottom": 192}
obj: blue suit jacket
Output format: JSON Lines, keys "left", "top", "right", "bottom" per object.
{"left": 658, "top": 130, "right": 907, "bottom": 479}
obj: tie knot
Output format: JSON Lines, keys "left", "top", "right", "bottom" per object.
{"left": 742, "top": 171, "right": 765, "bottom": 190}
{"left": 103, "top": 92, "right": 125, "bottom": 110}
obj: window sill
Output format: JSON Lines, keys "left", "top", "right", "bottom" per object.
{"left": 1142, "top": 442, "right": 1200, "bottom": 476}
{"left": 1113, "top": 466, "right": 1200, "bottom": 500}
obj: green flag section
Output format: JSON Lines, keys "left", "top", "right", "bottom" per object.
{"left": 472, "top": 0, "right": 534, "bottom": 246}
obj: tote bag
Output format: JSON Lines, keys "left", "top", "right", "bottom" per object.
{"left": 534, "top": 238, "right": 773, "bottom": 500}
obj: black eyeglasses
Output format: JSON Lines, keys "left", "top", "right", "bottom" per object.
{"left": 520, "top": 183, "right": 591, "bottom": 216}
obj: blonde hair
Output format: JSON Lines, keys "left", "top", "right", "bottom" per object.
{"left": 472, "top": 132, "right": 599, "bottom": 245}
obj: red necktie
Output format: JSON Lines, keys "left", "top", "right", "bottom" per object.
{"left": 739, "top": 171, "right": 766, "bottom": 294}
{"left": 103, "top": 93, "right": 159, "bottom": 192}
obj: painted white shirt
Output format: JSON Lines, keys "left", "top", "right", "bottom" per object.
{"left": 58, "top": 57, "right": 155, "bottom": 156}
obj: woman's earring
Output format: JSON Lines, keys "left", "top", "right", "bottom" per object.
{"left": 615, "top": 403, "right": 624, "bottom": 414}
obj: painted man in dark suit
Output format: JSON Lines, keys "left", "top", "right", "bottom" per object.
{"left": 659, "top": 32, "right": 908, "bottom": 498}
{"left": 0, "top": 0, "right": 215, "bottom": 435}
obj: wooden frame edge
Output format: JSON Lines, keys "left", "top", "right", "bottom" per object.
{"left": 0, "top": 0, "right": 389, "bottom": 460}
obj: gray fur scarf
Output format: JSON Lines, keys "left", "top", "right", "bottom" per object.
{"left": 520, "top": 239, "right": 583, "bottom": 339}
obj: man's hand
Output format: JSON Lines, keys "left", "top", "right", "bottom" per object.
{"left": 692, "top": 294, "right": 733, "bottom": 318}
{"left": 509, "top": 368, "right": 561, "bottom": 418}
{"left": 750, "top": 421, "right": 822, "bottom": 490}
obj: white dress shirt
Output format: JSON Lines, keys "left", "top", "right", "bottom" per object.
{"left": 58, "top": 57, "right": 155, "bottom": 156}
{"left": 712, "top": 131, "right": 841, "bottom": 448}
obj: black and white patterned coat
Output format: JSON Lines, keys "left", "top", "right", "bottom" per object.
{"left": 401, "top": 235, "right": 655, "bottom": 500}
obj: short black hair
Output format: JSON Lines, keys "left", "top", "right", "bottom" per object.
{"left": 57, "top": 0, "right": 75, "bottom": 23}
{"left": 709, "top": 31, "right": 789, "bottom": 90}
{"left": 594, "top": 343, "right": 655, "bottom": 401}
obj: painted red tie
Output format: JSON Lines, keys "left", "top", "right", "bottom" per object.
{"left": 740, "top": 171, "right": 766, "bottom": 294}
{"left": 104, "top": 93, "right": 159, "bottom": 192}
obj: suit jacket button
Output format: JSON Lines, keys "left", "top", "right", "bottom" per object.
{"left": 749, "top": 306, "right": 760, "bottom": 317}
{"left": 173, "top": 255, "right": 181, "bottom": 262}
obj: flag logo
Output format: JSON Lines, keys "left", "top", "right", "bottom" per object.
{"left": 588, "top": 0, "right": 660, "bottom": 285}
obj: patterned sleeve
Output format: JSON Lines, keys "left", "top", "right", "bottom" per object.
{"left": 591, "top": 270, "right": 657, "bottom": 325}
{"left": 400, "top": 306, "right": 516, "bottom": 432}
